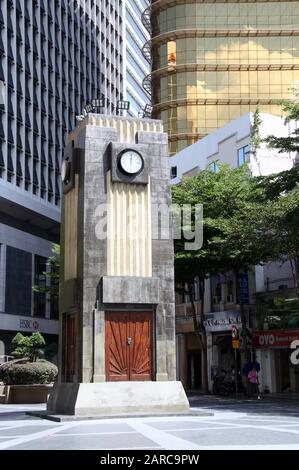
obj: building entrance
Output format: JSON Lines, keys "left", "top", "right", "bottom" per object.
{"left": 105, "top": 311, "right": 152, "bottom": 381}
{"left": 187, "top": 351, "right": 201, "bottom": 389}
{"left": 275, "top": 349, "right": 292, "bottom": 392}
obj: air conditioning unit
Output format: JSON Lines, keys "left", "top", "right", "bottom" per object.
{"left": 227, "top": 294, "right": 234, "bottom": 302}
{"left": 213, "top": 296, "right": 219, "bottom": 304}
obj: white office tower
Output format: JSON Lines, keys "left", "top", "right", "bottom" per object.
{"left": 123, "top": 0, "right": 151, "bottom": 116}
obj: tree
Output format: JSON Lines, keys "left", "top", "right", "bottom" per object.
{"left": 256, "top": 91, "right": 299, "bottom": 299}
{"left": 33, "top": 244, "right": 60, "bottom": 300}
{"left": 254, "top": 174, "right": 299, "bottom": 299}
{"left": 265, "top": 89, "right": 299, "bottom": 153}
{"left": 251, "top": 105, "right": 263, "bottom": 153}
{"left": 172, "top": 164, "right": 274, "bottom": 387}
{"left": 11, "top": 332, "right": 46, "bottom": 362}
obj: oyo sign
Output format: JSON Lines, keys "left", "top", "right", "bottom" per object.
{"left": 253, "top": 330, "right": 299, "bottom": 348}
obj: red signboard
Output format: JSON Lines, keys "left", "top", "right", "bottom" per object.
{"left": 253, "top": 329, "right": 299, "bottom": 348}
{"left": 231, "top": 324, "right": 239, "bottom": 340}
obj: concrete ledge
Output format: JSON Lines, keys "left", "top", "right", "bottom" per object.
{"left": 47, "top": 381, "right": 189, "bottom": 416}
{"left": 28, "top": 409, "right": 213, "bottom": 422}
{"left": 4, "top": 384, "right": 53, "bottom": 404}
{"left": 99, "top": 276, "right": 159, "bottom": 304}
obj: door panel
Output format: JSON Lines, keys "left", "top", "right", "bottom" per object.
{"left": 105, "top": 311, "right": 152, "bottom": 381}
{"left": 105, "top": 312, "right": 129, "bottom": 381}
{"left": 129, "top": 313, "right": 152, "bottom": 381}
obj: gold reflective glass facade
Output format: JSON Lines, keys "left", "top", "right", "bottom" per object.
{"left": 144, "top": 1, "right": 299, "bottom": 154}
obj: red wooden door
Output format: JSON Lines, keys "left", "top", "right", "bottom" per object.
{"left": 105, "top": 312, "right": 130, "bottom": 381}
{"left": 105, "top": 311, "right": 152, "bottom": 381}
{"left": 129, "top": 312, "right": 152, "bottom": 381}
{"left": 65, "top": 314, "right": 76, "bottom": 382}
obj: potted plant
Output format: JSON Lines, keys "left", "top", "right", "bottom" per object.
{"left": 0, "top": 332, "right": 58, "bottom": 404}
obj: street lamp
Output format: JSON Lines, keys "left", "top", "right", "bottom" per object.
{"left": 141, "top": 104, "right": 153, "bottom": 118}
{"left": 91, "top": 98, "right": 105, "bottom": 113}
{"left": 116, "top": 100, "right": 130, "bottom": 115}
{"left": 83, "top": 103, "right": 94, "bottom": 114}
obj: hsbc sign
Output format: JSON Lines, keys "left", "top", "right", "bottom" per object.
{"left": 0, "top": 312, "right": 58, "bottom": 335}
{"left": 253, "top": 330, "right": 299, "bottom": 349}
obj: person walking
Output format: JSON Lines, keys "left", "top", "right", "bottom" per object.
{"left": 247, "top": 367, "right": 260, "bottom": 399}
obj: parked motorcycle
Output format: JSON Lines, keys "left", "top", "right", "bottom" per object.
{"left": 212, "top": 369, "right": 246, "bottom": 396}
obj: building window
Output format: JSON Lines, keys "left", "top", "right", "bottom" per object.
{"left": 209, "top": 161, "right": 220, "bottom": 173}
{"left": 238, "top": 145, "right": 250, "bottom": 167}
{"left": 34, "top": 255, "right": 47, "bottom": 318}
{"left": 171, "top": 166, "right": 177, "bottom": 179}
{"left": 5, "top": 246, "right": 32, "bottom": 316}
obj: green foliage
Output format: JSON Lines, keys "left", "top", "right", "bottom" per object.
{"left": 258, "top": 295, "right": 299, "bottom": 330}
{"left": 33, "top": 244, "right": 60, "bottom": 299}
{"left": 251, "top": 106, "right": 263, "bottom": 152}
{"left": 265, "top": 88, "right": 299, "bottom": 153}
{"left": 255, "top": 167, "right": 299, "bottom": 298}
{"left": 172, "top": 163, "right": 273, "bottom": 282}
{"left": 0, "top": 360, "right": 58, "bottom": 385}
{"left": 11, "top": 332, "right": 46, "bottom": 362}
{"left": 255, "top": 165, "right": 299, "bottom": 199}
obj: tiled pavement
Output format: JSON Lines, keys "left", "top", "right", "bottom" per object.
{"left": 1, "top": 397, "right": 299, "bottom": 450}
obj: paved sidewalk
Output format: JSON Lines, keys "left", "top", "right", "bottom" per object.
{"left": 0, "top": 398, "right": 299, "bottom": 450}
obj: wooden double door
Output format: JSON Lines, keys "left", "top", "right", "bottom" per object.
{"left": 105, "top": 311, "right": 153, "bottom": 381}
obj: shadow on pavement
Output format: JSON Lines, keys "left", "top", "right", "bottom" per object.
{"left": 0, "top": 410, "right": 43, "bottom": 421}
{"left": 187, "top": 393, "right": 299, "bottom": 417}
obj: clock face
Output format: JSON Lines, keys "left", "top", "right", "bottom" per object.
{"left": 119, "top": 150, "right": 143, "bottom": 175}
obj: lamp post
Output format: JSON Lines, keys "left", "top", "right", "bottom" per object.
{"left": 141, "top": 104, "right": 153, "bottom": 118}
{"left": 116, "top": 100, "right": 130, "bottom": 116}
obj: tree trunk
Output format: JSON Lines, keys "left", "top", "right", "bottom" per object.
{"left": 291, "top": 256, "right": 299, "bottom": 300}
{"left": 234, "top": 268, "right": 250, "bottom": 361}
{"left": 199, "top": 280, "right": 209, "bottom": 393}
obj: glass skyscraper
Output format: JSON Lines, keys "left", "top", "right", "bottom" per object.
{"left": 143, "top": 0, "right": 299, "bottom": 154}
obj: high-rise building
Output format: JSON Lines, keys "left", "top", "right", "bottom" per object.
{"left": 143, "top": 1, "right": 299, "bottom": 154}
{"left": 0, "top": 0, "right": 126, "bottom": 359}
{"left": 123, "top": 0, "right": 151, "bottom": 116}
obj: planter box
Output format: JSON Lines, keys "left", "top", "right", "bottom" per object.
{"left": 5, "top": 384, "right": 54, "bottom": 404}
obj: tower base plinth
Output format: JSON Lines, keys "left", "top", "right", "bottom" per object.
{"left": 46, "top": 381, "right": 189, "bottom": 416}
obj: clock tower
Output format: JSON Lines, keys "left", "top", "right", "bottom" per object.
{"left": 47, "top": 114, "right": 189, "bottom": 416}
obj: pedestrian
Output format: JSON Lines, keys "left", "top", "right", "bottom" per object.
{"left": 247, "top": 366, "right": 260, "bottom": 399}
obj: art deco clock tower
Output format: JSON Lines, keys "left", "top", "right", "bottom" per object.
{"left": 47, "top": 114, "right": 189, "bottom": 416}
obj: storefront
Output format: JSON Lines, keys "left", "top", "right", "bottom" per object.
{"left": 204, "top": 310, "right": 249, "bottom": 391}
{"left": 253, "top": 329, "right": 299, "bottom": 393}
